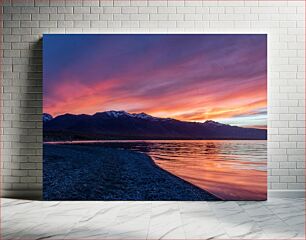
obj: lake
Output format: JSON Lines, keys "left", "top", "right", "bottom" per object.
{"left": 46, "top": 140, "right": 267, "bottom": 200}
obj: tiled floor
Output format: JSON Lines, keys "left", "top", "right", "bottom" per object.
{"left": 2, "top": 197, "right": 305, "bottom": 239}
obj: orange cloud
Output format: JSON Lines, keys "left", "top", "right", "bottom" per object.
{"left": 44, "top": 74, "right": 267, "bottom": 127}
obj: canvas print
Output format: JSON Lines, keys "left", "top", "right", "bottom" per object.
{"left": 43, "top": 34, "right": 267, "bottom": 200}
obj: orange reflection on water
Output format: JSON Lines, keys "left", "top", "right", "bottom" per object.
{"left": 46, "top": 140, "right": 267, "bottom": 200}
{"left": 144, "top": 140, "right": 267, "bottom": 200}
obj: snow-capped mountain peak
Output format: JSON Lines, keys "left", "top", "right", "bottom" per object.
{"left": 105, "top": 110, "right": 130, "bottom": 118}
{"left": 131, "top": 112, "right": 154, "bottom": 119}
{"left": 43, "top": 111, "right": 267, "bottom": 141}
{"left": 43, "top": 113, "right": 53, "bottom": 122}
{"left": 103, "top": 110, "right": 157, "bottom": 120}
{"left": 203, "top": 120, "right": 225, "bottom": 127}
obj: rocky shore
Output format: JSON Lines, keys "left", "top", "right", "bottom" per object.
{"left": 43, "top": 144, "right": 220, "bottom": 201}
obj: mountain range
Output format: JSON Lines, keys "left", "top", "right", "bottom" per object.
{"left": 43, "top": 111, "right": 267, "bottom": 141}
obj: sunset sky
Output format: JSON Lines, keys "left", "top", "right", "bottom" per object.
{"left": 43, "top": 34, "right": 267, "bottom": 129}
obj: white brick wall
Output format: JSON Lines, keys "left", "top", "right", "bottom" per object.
{"left": 1, "top": 0, "right": 305, "bottom": 198}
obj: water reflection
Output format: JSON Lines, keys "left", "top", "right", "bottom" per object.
{"left": 129, "top": 140, "right": 267, "bottom": 200}
{"left": 46, "top": 140, "right": 267, "bottom": 200}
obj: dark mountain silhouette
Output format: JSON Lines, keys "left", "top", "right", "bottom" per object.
{"left": 43, "top": 113, "right": 53, "bottom": 122}
{"left": 43, "top": 111, "right": 267, "bottom": 141}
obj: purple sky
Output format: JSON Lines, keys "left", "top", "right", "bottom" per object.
{"left": 43, "top": 34, "right": 267, "bottom": 128}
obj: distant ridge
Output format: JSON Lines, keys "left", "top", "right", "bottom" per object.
{"left": 43, "top": 111, "right": 267, "bottom": 141}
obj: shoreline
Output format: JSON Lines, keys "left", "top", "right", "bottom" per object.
{"left": 43, "top": 144, "right": 220, "bottom": 201}
{"left": 44, "top": 139, "right": 267, "bottom": 145}
{"left": 133, "top": 146, "right": 222, "bottom": 201}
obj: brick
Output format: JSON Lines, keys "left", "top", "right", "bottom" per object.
{"left": 202, "top": 14, "right": 218, "bottom": 21}
{"left": 121, "top": 20, "right": 139, "bottom": 28}
{"left": 74, "top": 21, "right": 90, "bottom": 28}
{"left": 209, "top": 7, "right": 225, "bottom": 13}
{"left": 148, "top": 0, "right": 167, "bottom": 7}
{"left": 12, "top": 0, "right": 34, "bottom": 7}
{"left": 4, "top": 176, "right": 20, "bottom": 183}
{"left": 279, "top": 128, "right": 297, "bottom": 135}
{"left": 288, "top": 183, "right": 305, "bottom": 189}
{"left": 289, "top": 120, "right": 305, "bottom": 128}
{"left": 12, "top": 28, "right": 31, "bottom": 35}
{"left": 4, "top": 50, "right": 20, "bottom": 57}
{"left": 196, "top": 7, "right": 209, "bottom": 14}
{"left": 20, "top": 21, "right": 39, "bottom": 28}
{"left": 168, "top": 0, "right": 184, "bottom": 7}
{"left": 131, "top": 0, "right": 147, "bottom": 7}
{"left": 139, "top": 21, "right": 158, "bottom": 28}
{"left": 272, "top": 183, "right": 288, "bottom": 189}
{"left": 58, "top": 21, "right": 73, "bottom": 28}
{"left": 12, "top": 14, "right": 31, "bottom": 20}
{"left": 83, "top": 13, "right": 99, "bottom": 20}
{"left": 269, "top": 162, "right": 279, "bottom": 169}
{"left": 57, "top": 6, "right": 73, "bottom": 13}
{"left": 121, "top": 7, "right": 138, "bottom": 14}
{"left": 297, "top": 176, "right": 305, "bottom": 183}
{"left": 12, "top": 43, "right": 30, "bottom": 50}
{"left": 130, "top": 14, "right": 149, "bottom": 21}
{"left": 219, "top": 1, "right": 244, "bottom": 6}
{"left": 139, "top": 7, "right": 157, "bottom": 13}
{"left": 83, "top": 0, "right": 99, "bottom": 6}
{"left": 113, "top": 14, "right": 129, "bottom": 21}
{"left": 48, "top": 0, "right": 65, "bottom": 6}
{"left": 168, "top": 14, "right": 184, "bottom": 21}
{"left": 289, "top": 169, "right": 305, "bottom": 176}
{"left": 74, "top": 6, "right": 90, "bottom": 13}
{"left": 103, "top": 7, "right": 121, "bottom": 13}
{"left": 90, "top": 21, "right": 107, "bottom": 28}
{"left": 279, "top": 7, "right": 297, "bottom": 14}
{"left": 158, "top": 20, "right": 176, "bottom": 28}
{"left": 21, "top": 6, "right": 39, "bottom": 13}
{"left": 269, "top": 176, "right": 279, "bottom": 183}
{"left": 279, "top": 142, "right": 297, "bottom": 149}
{"left": 90, "top": 7, "right": 104, "bottom": 13}
{"left": 114, "top": 0, "right": 130, "bottom": 6}
{"left": 289, "top": 135, "right": 305, "bottom": 142}
{"left": 65, "top": 14, "right": 83, "bottom": 20}
{"left": 4, "top": 21, "right": 20, "bottom": 28}
{"left": 39, "top": 21, "right": 57, "bottom": 28}
{"left": 65, "top": 0, "right": 83, "bottom": 7}
{"left": 177, "top": 21, "right": 194, "bottom": 28}
{"left": 158, "top": 7, "right": 176, "bottom": 14}
{"left": 280, "top": 162, "right": 296, "bottom": 169}
{"left": 99, "top": 0, "right": 113, "bottom": 6}
{"left": 185, "top": 14, "right": 202, "bottom": 21}
{"left": 219, "top": 14, "right": 244, "bottom": 20}
{"left": 49, "top": 14, "right": 65, "bottom": 20}
{"left": 28, "top": 170, "right": 42, "bottom": 177}
{"left": 185, "top": 0, "right": 202, "bottom": 6}
{"left": 3, "top": 6, "right": 22, "bottom": 13}
{"left": 99, "top": 14, "right": 113, "bottom": 20}
{"left": 39, "top": 6, "right": 57, "bottom": 13}
{"left": 12, "top": 170, "right": 28, "bottom": 177}
{"left": 251, "top": 6, "right": 279, "bottom": 14}
{"left": 34, "top": 0, "right": 49, "bottom": 6}
{"left": 234, "top": 7, "right": 251, "bottom": 13}
{"left": 31, "top": 27, "right": 49, "bottom": 35}
{"left": 210, "top": 21, "right": 234, "bottom": 28}
{"left": 288, "top": 155, "right": 305, "bottom": 161}
{"left": 287, "top": 149, "right": 305, "bottom": 155}
{"left": 20, "top": 176, "right": 37, "bottom": 183}
{"left": 280, "top": 176, "right": 296, "bottom": 183}
{"left": 107, "top": 20, "right": 121, "bottom": 28}
{"left": 150, "top": 14, "right": 167, "bottom": 21}
{"left": 176, "top": 7, "right": 196, "bottom": 14}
